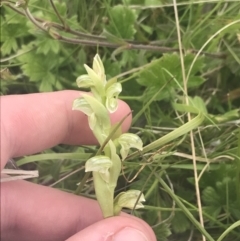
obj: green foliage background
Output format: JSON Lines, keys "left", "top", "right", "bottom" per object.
{"left": 1, "top": 0, "right": 240, "bottom": 240}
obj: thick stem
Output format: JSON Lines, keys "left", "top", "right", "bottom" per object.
{"left": 93, "top": 172, "right": 114, "bottom": 217}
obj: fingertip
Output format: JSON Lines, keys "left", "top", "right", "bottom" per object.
{"left": 66, "top": 216, "right": 156, "bottom": 241}
{"left": 1, "top": 91, "right": 133, "bottom": 165}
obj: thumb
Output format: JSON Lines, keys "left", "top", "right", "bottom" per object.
{"left": 66, "top": 215, "right": 156, "bottom": 241}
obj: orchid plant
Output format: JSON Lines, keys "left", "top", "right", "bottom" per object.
{"left": 72, "top": 54, "right": 145, "bottom": 218}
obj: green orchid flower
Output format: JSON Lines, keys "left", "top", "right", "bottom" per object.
{"left": 117, "top": 133, "right": 143, "bottom": 160}
{"left": 92, "top": 54, "right": 106, "bottom": 84}
{"left": 73, "top": 54, "right": 145, "bottom": 218}
{"left": 76, "top": 54, "right": 106, "bottom": 101}
{"left": 114, "top": 190, "right": 145, "bottom": 215}
{"left": 72, "top": 94, "right": 111, "bottom": 144}
{"left": 85, "top": 155, "right": 112, "bottom": 183}
{"left": 105, "top": 82, "right": 122, "bottom": 113}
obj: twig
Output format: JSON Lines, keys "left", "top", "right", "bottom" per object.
{"left": 3, "top": 2, "right": 227, "bottom": 59}
{"left": 1, "top": 169, "right": 39, "bottom": 182}
{"left": 151, "top": 171, "right": 175, "bottom": 228}
{"left": 49, "top": 0, "right": 67, "bottom": 28}
{"left": 173, "top": 1, "right": 205, "bottom": 241}
{"left": 24, "top": 7, "right": 46, "bottom": 31}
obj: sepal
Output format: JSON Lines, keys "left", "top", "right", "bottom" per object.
{"left": 117, "top": 133, "right": 143, "bottom": 160}
{"left": 114, "top": 190, "right": 145, "bottom": 215}
{"left": 85, "top": 155, "right": 112, "bottom": 183}
{"left": 76, "top": 74, "right": 93, "bottom": 88}
{"left": 106, "top": 82, "right": 122, "bottom": 113}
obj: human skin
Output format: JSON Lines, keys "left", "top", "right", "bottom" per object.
{"left": 0, "top": 90, "right": 156, "bottom": 241}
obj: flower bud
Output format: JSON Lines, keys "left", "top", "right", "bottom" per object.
{"left": 93, "top": 54, "right": 106, "bottom": 85}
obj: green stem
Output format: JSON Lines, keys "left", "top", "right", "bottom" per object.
{"left": 75, "top": 172, "right": 90, "bottom": 195}
{"left": 155, "top": 173, "right": 214, "bottom": 241}
{"left": 236, "top": 128, "right": 240, "bottom": 207}
{"left": 93, "top": 171, "right": 114, "bottom": 217}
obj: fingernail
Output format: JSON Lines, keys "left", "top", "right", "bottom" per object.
{"left": 113, "top": 227, "right": 149, "bottom": 241}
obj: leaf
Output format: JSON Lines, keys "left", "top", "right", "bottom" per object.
{"left": 1, "top": 38, "right": 18, "bottom": 55}
{"left": 202, "top": 186, "right": 221, "bottom": 206}
{"left": 39, "top": 73, "right": 55, "bottom": 91}
{"left": 128, "top": 104, "right": 205, "bottom": 158}
{"left": 49, "top": 1, "right": 68, "bottom": 21}
{"left": 171, "top": 211, "right": 191, "bottom": 233}
{"left": 137, "top": 54, "right": 179, "bottom": 87}
{"left": 137, "top": 53, "right": 205, "bottom": 101}
{"left": 189, "top": 96, "right": 208, "bottom": 114}
{"left": 143, "top": 85, "right": 176, "bottom": 101}
{"left": 153, "top": 223, "right": 171, "bottom": 241}
{"left": 17, "top": 45, "right": 58, "bottom": 86}
{"left": 1, "top": 16, "right": 28, "bottom": 56}
{"left": 140, "top": 23, "right": 153, "bottom": 35}
{"left": 105, "top": 5, "right": 137, "bottom": 39}
{"left": 203, "top": 206, "right": 222, "bottom": 224}
{"left": 20, "top": 56, "right": 50, "bottom": 81}
{"left": 2, "top": 6, "right": 29, "bottom": 32}
{"left": 139, "top": 53, "right": 205, "bottom": 87}
{"left": 104, "top": 59, "right": 121, "bottom": 79}
{"left": 36, "top": 37, "right": 60, "bottom": 55}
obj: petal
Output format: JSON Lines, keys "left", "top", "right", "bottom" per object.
{"left": 106, "top": 96, "right": 118, "bottom": 113}
{"left": 85, "top": 155, "right": 112, "bottom": 173}
{"left": 84, "top": 64, "right": 100, "bottom": 82}
{"left": 72, "top": 97, "right": 93, "bottom": 116}
{"left": 119, "top": 142, "right": 130, "bottom": 161}
{"left": 119, "top": 133, "right": 143, "bottom": 150}
{"left": 84, "top": 64, "right": 105, "bottom": 98}
{"left": 118, "top": 133, "right": 143, "bottom": 160}
{"left": 76, "top": 74, "right": 93, "bottom": 88}
{"left": 105, "top": 82, "right": 122, "bottom": 113}
{"left": 93, "top": 54, "right": 106, "bottom": 84}
{"left": 83, "top": 94, "right": 111, "bottom": 131}
{"left": 114, "top": 190, "right": 145, "bottom": 209}
{"left": 85, "top": 155, "right": 112, "bottom": 182}
{"left": 106, "top": 82, "right": 122, "bottom": 99}
{"left": 89, "top": 112, "right": 97, "bottom": 130}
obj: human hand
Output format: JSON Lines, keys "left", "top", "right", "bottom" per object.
{"left": 0, "top": 91, "right": 156, "bottom": 241}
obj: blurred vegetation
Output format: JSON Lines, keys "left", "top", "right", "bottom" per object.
{"left": 1, "top": 0, "right": 240, "bottom": 240}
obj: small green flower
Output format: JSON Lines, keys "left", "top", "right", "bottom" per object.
{"left": 76, "top": 54, "right": 106, "bottom": 101}
{"left": 117, "top": 133, "right": 143, "bottom": 160}
{"left": 72, "top": 96, "right": 97, "bottom": 130}
{"left": 73, "top": 54, "right": 145, "bottom": 218}
{"left": 114, "top": 190, "right": 145, "bottom": 215}
{"left": 92, "top": 54, "right": 106, "bottom": 84}
{"left": 72, "top": 96, "right": 92, "bottom": 115}
{"left": 72, "top": 94, "right": 111, "bottom": 133}
{"left": 76, "top": 54, "right": 122, "bottom": 113}
{"left": 106, "top": 82, "right": 122, "bottom": 113}
{"left": 76, "top": 74, "right": 93, "bottom": 88}
{"left": 85, "top": 155, "right": 112, "bottom": 183}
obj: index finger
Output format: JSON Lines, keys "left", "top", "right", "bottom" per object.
{"left": 0, "top": 90, "right": 132, "bottom": 169}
